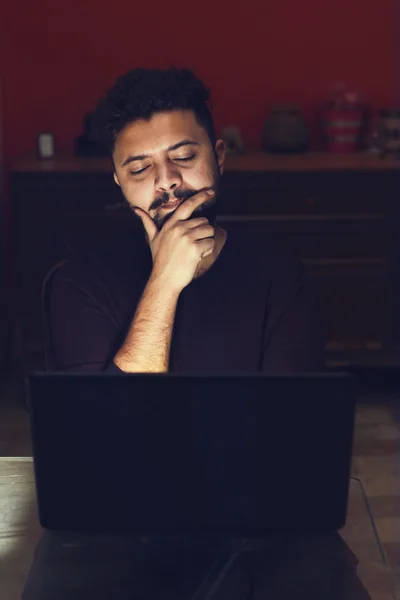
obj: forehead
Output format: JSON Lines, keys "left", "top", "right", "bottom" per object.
{"left": 114, "top": 110, "right": 209, "bottom": 159}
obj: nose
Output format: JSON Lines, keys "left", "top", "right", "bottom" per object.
{"left": 155, "top": 161, "right": 183, "bottom": 194}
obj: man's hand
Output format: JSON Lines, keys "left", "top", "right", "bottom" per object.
{"left": 135, "top": 190, "right": 215, "bottom": 294}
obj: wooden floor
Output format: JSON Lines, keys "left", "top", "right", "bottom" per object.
{"left": 0, "top": 379, "right": 399, "bottom": 598}
{"left": 350, "top": 397, "right": 400, "bottom": 597}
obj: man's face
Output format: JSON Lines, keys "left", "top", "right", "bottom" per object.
{"left": 113, "top": 110, "right": 225, "bottom": 230}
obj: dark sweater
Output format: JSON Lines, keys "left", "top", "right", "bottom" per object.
{"left": 49, "top": 228, "right": 325, "bottom": 373}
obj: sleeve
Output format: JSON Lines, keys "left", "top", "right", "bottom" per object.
{"left": 261, "top": 258, "right": 325, "bottom": 373}
{"left": 49, "top": 264, "right": 125, "bottom": 373}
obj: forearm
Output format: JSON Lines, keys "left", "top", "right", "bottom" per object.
{"left": 114, "top": 275, "right": 179, "bottom": 373}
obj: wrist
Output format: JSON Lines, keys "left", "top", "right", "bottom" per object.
{"left": 147, "top": 271, "right": 182, "bottom": 302}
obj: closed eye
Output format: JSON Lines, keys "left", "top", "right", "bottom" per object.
{"left": 130, "top": 156, "right": 195, "bottom": 176}
{"left": 175, "top": 155, "right": 195, "bottom": 162}
{"left": 130, "top": 166, "right": 149, "bottom": 176}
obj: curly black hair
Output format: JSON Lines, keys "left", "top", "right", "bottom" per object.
{"left": 94, "top": 67, "right": 216, "bottom": 155}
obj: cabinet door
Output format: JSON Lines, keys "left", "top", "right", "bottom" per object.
{"left": 308, "top": 261, "right": 390, "bottom": 357}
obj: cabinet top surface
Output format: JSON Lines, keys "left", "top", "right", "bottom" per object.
{"left": 10, "top": 152, "right": 400, "bottom": 174}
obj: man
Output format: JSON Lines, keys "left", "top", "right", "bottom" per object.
{"left": 23, "top": 68, "right": 370, "bottom": 599}
{"left": 46, "top": 67, "right": 324, "bottom": 374}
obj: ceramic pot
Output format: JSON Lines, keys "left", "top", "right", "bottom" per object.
{"left": 262, "top": 105, "right": 309, "bottom": 154}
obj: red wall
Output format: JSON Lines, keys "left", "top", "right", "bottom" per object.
{"left": 0, "top": 0, "right": 394, "bottom": 169}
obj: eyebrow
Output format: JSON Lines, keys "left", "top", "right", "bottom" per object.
{"left": 120, "top": 139, "right": 200, "bottom": 168}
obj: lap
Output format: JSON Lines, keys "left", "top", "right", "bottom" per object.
{"left": 22, "top": 533, "right": 222, "bottom": 600}
{"left": 22, "top": 531, "right": 372, "bottom": 600}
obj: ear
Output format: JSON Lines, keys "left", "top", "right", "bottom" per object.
{"left": 214, "top": 139, "right": 226, "bottom": 176}
{"left": 113, "top": 171, "right": 120, "bottom": 186}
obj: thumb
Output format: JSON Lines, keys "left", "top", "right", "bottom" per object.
{"left": 134, "top": 208, "right": 158, "bottom": 243}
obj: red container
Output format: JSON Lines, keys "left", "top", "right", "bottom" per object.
{"left": 322, "top": 108, "right": 363, "bottom": 153}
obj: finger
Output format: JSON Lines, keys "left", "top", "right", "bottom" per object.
{"left": 196, "top": 237, "right": 215, "bottom": 258}
{"left": 134, "top": 208, "right": 158, "bottom": 243}
{"left": 186, "top": 217, "right": 210, "bottom": 229}
{"left": 188, "top": 224, "right": 215, "bottom": 240}
{"left": 171, "top": 189, "right": 215, "bottom": 223}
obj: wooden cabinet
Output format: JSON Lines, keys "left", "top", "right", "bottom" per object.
{"left": 9, "top": 153, "right": 400, "bottom": 370}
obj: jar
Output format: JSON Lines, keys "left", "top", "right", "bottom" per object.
{"left": 262, "top": 105, "right": 309, "bottom": 154}
{"left": 321, "top": 107, "right": 363, "bottom": 153}
{"left": 377, "top": 109, "right": 400, "bottom": 155}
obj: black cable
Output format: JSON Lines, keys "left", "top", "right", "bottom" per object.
{"left": 190, "top": 545, "right": 256, "bottom": 600}
{"left": 239, "top": 553, "right": 255, "bottom": 600}
{"left": 190, "top": 549, "right": 240, "bottom": 600}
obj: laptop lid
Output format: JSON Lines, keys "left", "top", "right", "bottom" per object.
{"left": 27, "top": 373, "right": 356, "bottom": 535}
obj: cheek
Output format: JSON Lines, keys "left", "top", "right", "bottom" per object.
{"left": 119, "top": 180, "right": 152, "bottom": 211}
{"left": 185, "top": 163, "right": 216, "bottom": 189}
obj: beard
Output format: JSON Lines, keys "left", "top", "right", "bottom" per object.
{"left": 149, "top": 177, "right": 220, "bottom": 231}
{"left": 153, "top": 191, "right": 218, "bottom": 230}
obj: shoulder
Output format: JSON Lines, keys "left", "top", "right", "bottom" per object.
{"left": 51, "top": 234, "right": 150, "bottom": 300}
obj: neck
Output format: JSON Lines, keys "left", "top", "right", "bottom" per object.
{"left": 194, "top": 225, "right": 227, "bottom": 279}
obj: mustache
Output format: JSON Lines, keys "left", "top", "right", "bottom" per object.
{"left": 149, "top": 188, "right": 201, "bottom": 212}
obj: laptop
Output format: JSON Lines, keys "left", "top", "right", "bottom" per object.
{"left": 27, "top": 372, "right": 356, "bottom": 535}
